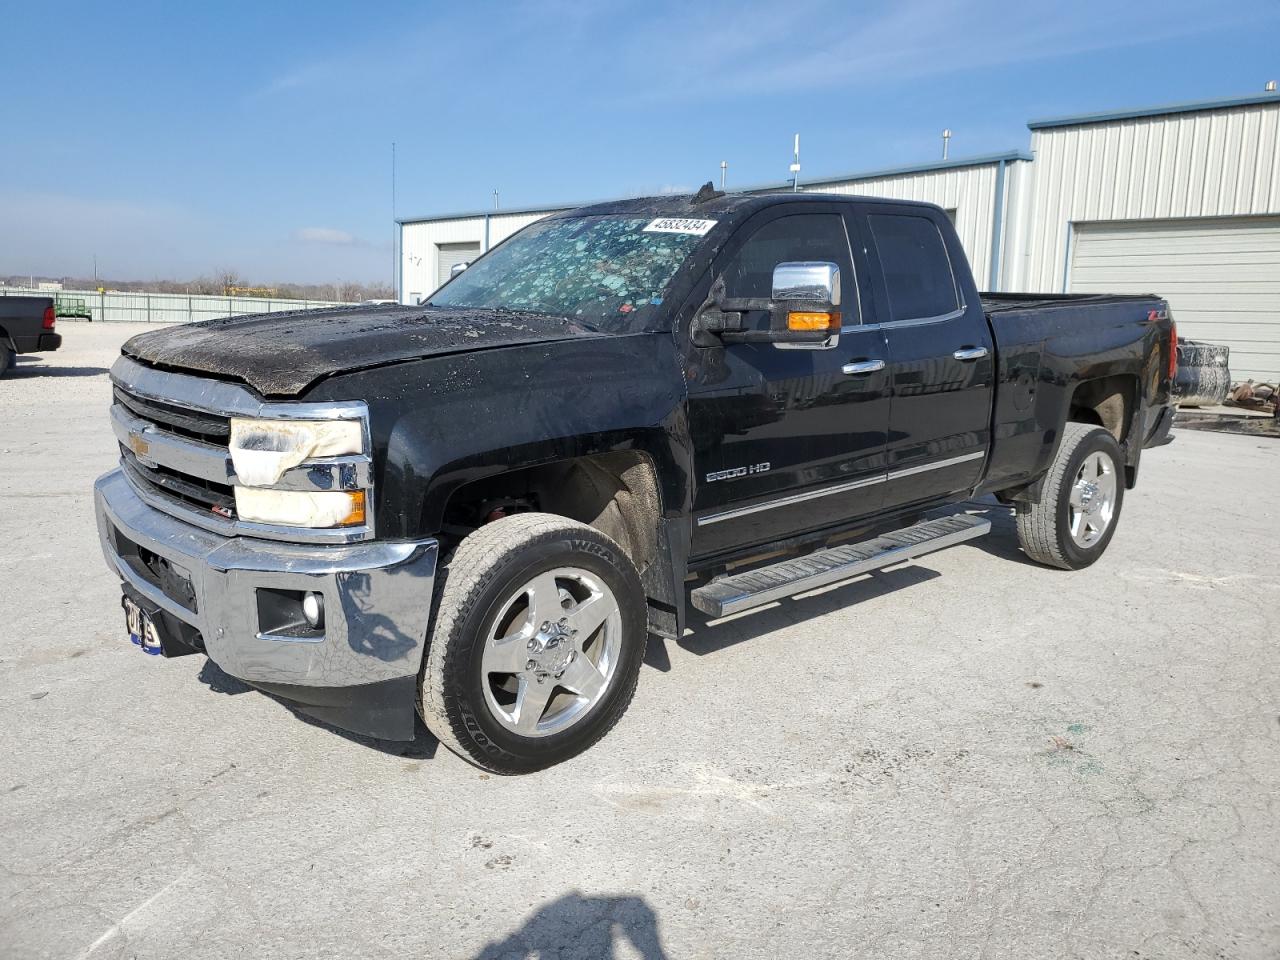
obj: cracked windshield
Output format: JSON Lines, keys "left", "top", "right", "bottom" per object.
{"left": 427, "top": 215, "right": 708, "bottom": 329}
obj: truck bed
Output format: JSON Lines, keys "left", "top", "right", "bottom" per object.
{"left": 977, "top": 289, "right": 1173, "bottom": 496}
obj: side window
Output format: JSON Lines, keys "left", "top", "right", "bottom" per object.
{"left": 868, "top": 214, "right": 959, "bottom": 323}
{"left": 722, "top": 213, "right": 856, "bottom": 319}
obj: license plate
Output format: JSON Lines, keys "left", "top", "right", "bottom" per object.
{"left": 122, "top": 594, "right": 163, "bottom": 656}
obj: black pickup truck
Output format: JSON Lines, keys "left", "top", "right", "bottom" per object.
{"left": 0, "top": 295, "right": 62, "bottom": 377}
{"left": 94, "top": 189, "right": 1176, "bottom": 773}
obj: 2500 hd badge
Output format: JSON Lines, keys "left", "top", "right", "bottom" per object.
{"left": 706, "top": 463, "right": 771, "bottom": 482}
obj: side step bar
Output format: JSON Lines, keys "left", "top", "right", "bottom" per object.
{"left": 690, "top": 513, "right": 991, "bottom": 619}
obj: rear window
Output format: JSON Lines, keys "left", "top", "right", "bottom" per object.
{"left": 868, "top": 214, "right": 959, "bottom": 322}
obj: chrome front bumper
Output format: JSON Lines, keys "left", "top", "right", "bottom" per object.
{"left": 94, "top": 468, "right": 438, "bottom": 695}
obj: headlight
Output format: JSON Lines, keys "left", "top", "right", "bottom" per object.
{"left": 229, "top": 417, "right": 369, "bottom": 529}
{"left": 229, "top": 418, "right": 363, "bottom": 486}
{"left": 234, "top": 488, "right": 366, "bottom": 528}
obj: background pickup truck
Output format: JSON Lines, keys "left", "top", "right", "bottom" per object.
{"left": 95, "top": 188, "right": 1176, "bottom": 773}
{"left": 0, "top": 295, "right": 61, "bottom": 377}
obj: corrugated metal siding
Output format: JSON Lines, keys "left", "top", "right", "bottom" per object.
{"left": 1024, "top": 102, "right": 1280, "bottom": 291}
{"left": 1000, "top": 158, "right": 1035, "bottom": 291}
{"left": 815, "top": 164, "right": 1002, "bottom": 287}
{"left": 1069, "top": 215, "right": 1280, "bottom": 381}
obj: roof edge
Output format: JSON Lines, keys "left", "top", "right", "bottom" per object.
{"left": 1029, "top": 91, "right": 1280, "bottom": 130}
{"left": 396, "top": 202, "right": 578, "bottom": 225}
{"left": 396, "top": 150, "right": 1032, "bottom": 226}
{"left": 741, "top": 150, "right": 1032, "bottom": 192}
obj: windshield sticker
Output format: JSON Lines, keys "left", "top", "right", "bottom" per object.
{"left": 643, "top": 218, "right": 718, "bottom": 236}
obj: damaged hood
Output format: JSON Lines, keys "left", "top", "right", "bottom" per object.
{"left": 121, "top": 304, "right": 606, "bottom": 397}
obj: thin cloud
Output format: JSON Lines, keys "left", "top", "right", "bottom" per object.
{"left": 548, "top": 0, "right": 1270, "bottom": 105}
{"left": 295, "top": 227, "right": 358, "bottom": 246}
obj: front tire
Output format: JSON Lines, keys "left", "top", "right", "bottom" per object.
{"left": 419, "top": 513, "right": 647, "bottom": 774}
{"left": 1016, "top": 423, "right": 1125, "bottom": 570}
{"left": 0, "top": 349, "right": 13, "bottom": 378}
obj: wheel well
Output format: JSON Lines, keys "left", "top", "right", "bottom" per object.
{"left": 1068, "top": 375, "right": 1135, "bottom": 442}
{"left": 439, "top": 451, "right": 662, "bottom": 576}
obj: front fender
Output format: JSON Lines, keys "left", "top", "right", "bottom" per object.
{"left": 307, "top": 332, "right": 693, "bottom": 541}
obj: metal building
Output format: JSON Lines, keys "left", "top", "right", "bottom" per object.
{"left": 398, "top": 88, "right": 1280, "bottom": 378}
{"left": 398, "top": 153, "right": 1030, "bottom": 303}
{"left": 1022, "top": 92, "right": 1280, "bottom": 381}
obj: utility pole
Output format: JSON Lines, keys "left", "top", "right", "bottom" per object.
{"left": 789, "top": 134, "right": 801, "bottom": 192}
{"left": 391, "top": 142, "right": 397, "bottom": 300}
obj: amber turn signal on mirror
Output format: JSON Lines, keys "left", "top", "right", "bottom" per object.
{"left": 787, "top": 311, "right": 839, "bottom": 332}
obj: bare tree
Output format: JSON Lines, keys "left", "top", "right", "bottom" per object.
{"left": 214, "top": 268, "right": 244, "bottom": 294}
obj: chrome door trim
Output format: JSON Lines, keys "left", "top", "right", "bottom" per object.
{"left": 696, "top": 450, "right": 987, "bottom": 527}
{"left": 953, "top": 346, "right": 990, "bottom": 361}
{"left": 886, "top": 450, "right": 985, "bottom": 481}
{"left": 696, "top": 474, "right": 886, "bottom": 527}
{"left": 868, "top": 306, "right": 967, "bottom": 331}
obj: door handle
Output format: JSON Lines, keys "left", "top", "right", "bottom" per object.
{"left": 953, "top": 346, "right": 989, "bottom": 361}
{"left": 841, "top": 359, "right": 886, "bottom": 376}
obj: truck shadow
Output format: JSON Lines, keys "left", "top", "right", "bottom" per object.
{"left": 675, "top": 563, "right": 942, "bottom": 657}
{"left": 468, "top": 892, "right": 669, "bottom": 959}
{"left": 923, "top": 496, "right": 1039, "bottom": 567}
{"left": 195, "top": 659, "right": 438, "bottom": 759}
{"left": 6, "top": 360, "right": 111, "bottom": 378}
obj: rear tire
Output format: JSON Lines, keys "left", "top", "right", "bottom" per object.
{"left": 419, "top": 513, "right": 647, "bottom": 774}
{"left": 0, "top": 349, "right": 13, "bottom": 378}
{"left": 1016, "top": 423, "right": 1125, "bottom": 570}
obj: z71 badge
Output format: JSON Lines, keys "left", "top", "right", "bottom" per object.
{"left": 706, "top": 462, "right": 770, "bottom": 482}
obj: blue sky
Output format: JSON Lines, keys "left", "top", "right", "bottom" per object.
{"left": 3, "top": 0, "right": 1278, "bottom": 285}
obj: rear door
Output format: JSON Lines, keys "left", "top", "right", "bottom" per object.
{"left": 688, "top": 204, "right": 890, "bottom": 559}
{"left": 860, "top": 205, "right": 995, "bottom": 511}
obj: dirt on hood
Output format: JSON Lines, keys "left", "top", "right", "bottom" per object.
{"left": 120, "top": 304, "right": 604, "bottom": 397}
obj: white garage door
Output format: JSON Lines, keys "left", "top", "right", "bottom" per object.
{"left": 436, "top": 242, "right": 481, "bottom": 291}
{"left": 1070, "top": 216, "right": 1280, "bottom": 382}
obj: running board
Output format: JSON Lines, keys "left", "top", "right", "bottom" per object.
{"left": 690, "top": 514, "right": 991, "bottom": 619}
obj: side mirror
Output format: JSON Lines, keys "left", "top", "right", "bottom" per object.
{"left": 696, "top": 261, "right": 841, "bottom": 347}
{"left": 449, "top": 262, "right": 469, "bottom": 278}
{"left": 772, "top": 261, "right": 840, "bottom": 307}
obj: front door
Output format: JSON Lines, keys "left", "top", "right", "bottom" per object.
{"left": 860, "top": 206, "right": 995, "bottom": 511}
{"left": 687, "top": 206, "right": 891, "bottom": 559}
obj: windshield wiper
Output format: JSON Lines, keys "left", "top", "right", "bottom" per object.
{"left": 487, "top": 305, "right": 599, "bottom": 331}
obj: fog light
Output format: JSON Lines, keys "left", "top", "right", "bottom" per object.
{"left": 302, "top": 592, "right": 325, "bottom": 629}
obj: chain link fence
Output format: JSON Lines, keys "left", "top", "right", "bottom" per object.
{"left": 0, "top": 287, "right": 347, "bottom": 324}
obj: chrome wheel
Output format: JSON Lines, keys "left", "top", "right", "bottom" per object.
{"left": 480, "top": 566, "right": 622, "bottom": 738}
{"left": 1067, "top": 451, "right": 1117, "bottom": 548}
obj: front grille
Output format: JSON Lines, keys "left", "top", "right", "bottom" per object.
{"left": 110, "top": 357, "right": 374, "bottom": 544}
{"left": 113, "top": 386, "right": 229, "bottom": 443}
{"left": 121, "top": 449, "right": 236, "bottom": 518}
{"left": 115, "top": 382, "right": 237, "bottom": 523}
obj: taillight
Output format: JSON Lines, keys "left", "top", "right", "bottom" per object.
{"left": 1168, "top": 320, "right": 1178, "bottom": 379}
{"left": 42, "top": 305, "right": 56, "bottom": 330}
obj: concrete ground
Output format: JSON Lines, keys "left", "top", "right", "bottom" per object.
{"left": 2, "top": 322, "right": 1278, "bottom": 960}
